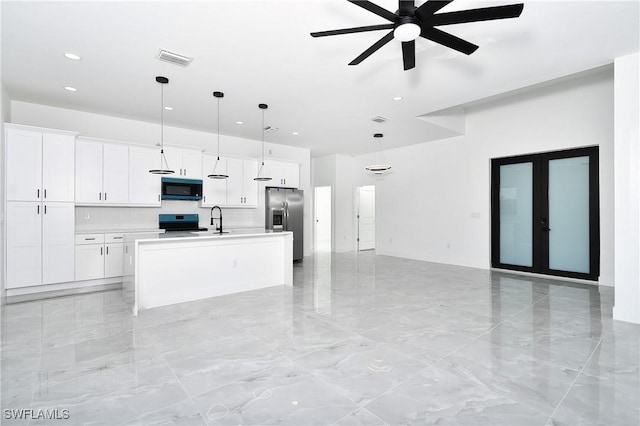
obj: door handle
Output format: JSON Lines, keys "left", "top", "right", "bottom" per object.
{"left": 542, "top": 227, "right": 551, "bottom": 232}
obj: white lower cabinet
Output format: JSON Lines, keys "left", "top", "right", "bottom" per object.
{"left": 6, "top": 201, "right": 75, "bottom": 289}
{"left": 75, "top": 233, "right": 125, "bottom": 280}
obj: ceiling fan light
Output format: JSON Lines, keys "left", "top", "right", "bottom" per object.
{"left": 394, "top": 23, "right": 421, "bottom": 42}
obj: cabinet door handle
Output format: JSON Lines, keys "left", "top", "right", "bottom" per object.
{"left": 85, "top": 237, "right": 96, "bottom": 241}
{"left": 100, "top": 247, "right": 103, "bottom": 255}
{"left": 37, "top": 205, "right": 40, "bottom": 214}
{"left": 203, "top": 196, "right": 206, "bottom": 203}
{"left": 158, "top": 194, "right": 161, "bottom": 202}
{"left": 37, "top": 189, "right": 40, "bottom": 199}
{"left": 106, "top": 246, "right": 109, "bottom": 255}
{"left": 44, "top": 205, "right": 47, "bottom": 214}
{"left": 112, "top": 236, "right": 123, "bottom": 240}
{"left": 44, "top": 189, "right": 47, "bottom": 199}
{"left": 105, "top": 192, "right": 107, "bottom": 201}
{"left": 99, "top": 192, "right": 102, "bottom": 201}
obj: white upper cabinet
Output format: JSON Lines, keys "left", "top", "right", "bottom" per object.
{"left": 201, "top": 154, "right": 227, "bottom": 207}
{"left": 6, "top": 125, "right": 76, "bottom": 202}
{"left": 75, "top": 138, "right": 128, "bottom": 205}
{"left": 102, "top": 144, "right": 129, "bottom": 204}
{"left": 225, "top": 157, "right": 258, "bottom": 207}
{"left": 129, "top": 146, "right": 162, "bottom": 206}
{"left": 41, "top": 133, "right": 76, "bottom": 202}
{"left": 164, "top": 146, "right": 203, "bottom": 179}
{"left": 75, "top": 140, "right": 103, "bottom": 203}
{"left": 263, "top": 159, "right": 300, "bottom": 189}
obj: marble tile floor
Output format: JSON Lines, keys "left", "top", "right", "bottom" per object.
{"left": 1, "top": 252, "right": 638, "bottom": 425}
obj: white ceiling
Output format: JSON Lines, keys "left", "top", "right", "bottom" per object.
{"left": 2, "top": 0, "right": 638, "bottom": 157}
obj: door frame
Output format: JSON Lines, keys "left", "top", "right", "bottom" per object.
{"left": 491, "top": 146, "right": 600, "bottom": 281}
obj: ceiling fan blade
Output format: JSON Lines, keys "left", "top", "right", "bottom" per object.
{"left": 402, "top": 40, "right": 416, "bottom": 70}
{"left": 311, "top": 24, "right": 394, "bottom": 38}
{"left": 398, "top": 0, "right": 415, "bottom": 16}
{"left": 415, "top": 0, "right": 453, "bottom": 21}
{"left": 420, "top": 27, "right": 479, "bottom": 55}
{"left": 432, "top": 4, "right": 524, "bottom": 26}
{"left": 347, "top": 0, "right": 397, "bottom": 22}
{"left": 349, "top": 31, "right": 395, "bottom": 65}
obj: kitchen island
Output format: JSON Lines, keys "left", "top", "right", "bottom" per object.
{"left": 123, "top": 230, "right": 293, "bottom": 315}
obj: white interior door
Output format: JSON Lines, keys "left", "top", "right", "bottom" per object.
{"left": 358, "top": 185, "right": 375, "bottom": 251}
{"left": 314, "top": 186, "right": 331, "bottom": 252}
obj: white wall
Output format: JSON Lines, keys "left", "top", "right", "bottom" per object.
{"left": 345, "top": 67, "right": 615, "bottom": 284}
{"left": 613, "top": 52, "right": 640, "bottom": 324}
{"left": 311, "top": 154, "right": 356, "bottom": 252}
{"left": 0, "top": 0, "right": 9, "bottom": 292}
{"left": 9, "top": 101, "right": 312, "bottom": 256}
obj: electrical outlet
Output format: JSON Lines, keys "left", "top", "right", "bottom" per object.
{"left": 84, "top": 213, "right": 90, "bottom": 220}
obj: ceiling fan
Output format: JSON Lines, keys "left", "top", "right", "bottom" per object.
{"left": 310, "top": 0, "right": 524, "bottom": 70}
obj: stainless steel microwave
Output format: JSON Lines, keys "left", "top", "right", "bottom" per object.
{"left": 161, "top": 177, "right": 203, "bottom": 200}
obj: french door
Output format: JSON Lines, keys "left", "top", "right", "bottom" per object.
{"left": 491, "top": 147, "right": 599, "bottom": 281}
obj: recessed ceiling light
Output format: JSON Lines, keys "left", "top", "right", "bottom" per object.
{"left": 164, "top": 106, "right": 173, "bottom": 111}
{"left": 392, "top": 96, "right": 403, "bottom": 101}
{"left": 292, "top": 132, "right": 299, "bottom": 135}
{"left": 64, "top": 86, "right": 77, "bottom": 92}
{"left": 236, "top": 121, "right": 244, "bottom": 125}
{"left": 64, "top": 52, "right": 81, "bottom": 60}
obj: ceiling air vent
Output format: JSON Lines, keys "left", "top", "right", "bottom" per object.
{"left": 157, "top": 49, "right": 193, "bottom": 67}
{"left": 370, "top": 116, "right": 388, "bottom": 123}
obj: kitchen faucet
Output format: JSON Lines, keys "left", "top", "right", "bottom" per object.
{"left": 210, "top": 206, "right": 223, "bottom": 233}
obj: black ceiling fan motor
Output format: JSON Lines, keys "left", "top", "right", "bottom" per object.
{"left": 311, "top": 0, "right": 524, "bottom": 71}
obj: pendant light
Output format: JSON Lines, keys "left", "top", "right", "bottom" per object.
{"left": 365, "top": 133, "right": 392, "bottom": 173}
{"left": 149, "top": 76, "right": 174, "bottom": 175}
{"left": 208, "top": 91, "right": 229, "bottom": 179}
{"left": 254, "top": 103, "right": 272, "bottom": 182}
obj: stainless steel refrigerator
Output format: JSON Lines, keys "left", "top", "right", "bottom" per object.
{"left": 265, "top": 187, "right": 304, "bottom": 261}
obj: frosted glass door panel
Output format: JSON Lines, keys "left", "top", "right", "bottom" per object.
{"left": 548, "top": 156, "right": 590, "bottom": 273}
{"left": 499, "top": 163, "right": 533, "bottom": 267}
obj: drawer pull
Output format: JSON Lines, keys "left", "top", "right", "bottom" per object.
{"left": 85, "top": 237, "right": 96, "bottom": 241}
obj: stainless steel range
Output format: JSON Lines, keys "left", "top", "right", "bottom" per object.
{"left": 159, "top": 214, "right": 208, "bottom": 232}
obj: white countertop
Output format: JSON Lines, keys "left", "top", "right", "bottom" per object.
{"left": 126, "top": 228, "right": 292, "bottom": 243}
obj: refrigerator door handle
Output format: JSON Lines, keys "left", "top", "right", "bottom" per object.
{"left": 284, "top": 202, "right": 289, "bottom": 230}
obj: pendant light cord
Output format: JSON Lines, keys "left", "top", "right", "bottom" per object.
{"left": 160, "top": 82, "right": 164, "bottom": 153}
{"left": 217, "top": 96, "right": 221, "bottom": 160}
{"left": 261, "top": 108, "right": 265, "bottom": 166}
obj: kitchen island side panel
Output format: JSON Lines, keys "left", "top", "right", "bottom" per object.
{"left": 133, "top": 232, "right": 292, "bottom": 314}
